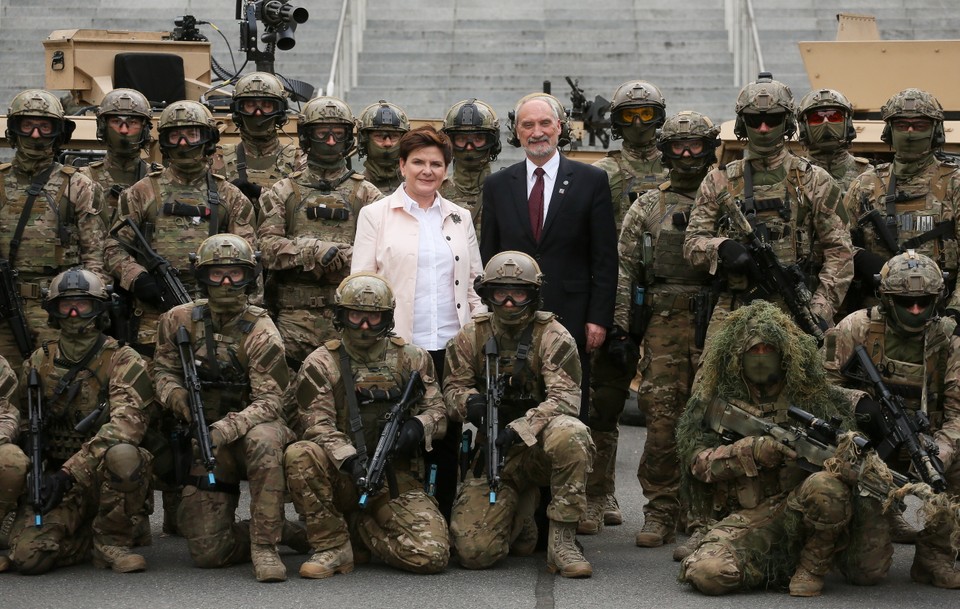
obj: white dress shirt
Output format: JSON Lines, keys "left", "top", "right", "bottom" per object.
{"left": 525, "top": 151, "right": 561, "bottom": 227}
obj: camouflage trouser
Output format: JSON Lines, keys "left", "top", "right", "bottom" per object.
{"left": 9, "top": 444, "right": 152, "bottom": 575}
{"left": 276, "top": 307, "right": 338, "bottom": 366}
{"left": 680, "top": 472, "right": 858, "bottom": 595}
{"left": 586, "top": 346, "right": 639, "bottom": 497}
{"left": 635, "top": 307, "right": 700, "bottom": 525}
{"left": 0, "top": 297, "right": 60, "bottom": 371}
{"left": 178, "top": 420, "right": 294, "bottom": 568}
{"left": 284, "top": 441, "right": 449, "bottom": 574}
{"left": 0, "top": 443, "right": 29, "bottom": 520}
{"left": 451, "top": 415, "right": 594, "bottom": 569}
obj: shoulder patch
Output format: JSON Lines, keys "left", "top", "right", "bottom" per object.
{"left": 389, "top": 336, "right": 406, "bottom": 346}
{"left": 289, "top": 170, "right": 304, "bottom": 179}
{"left": 324, "top": 338, "right": 342, "bottom": 351}
{"left": 0, "top": 162, "right": 11, "bottom": 172}
{"left": 88, "top": 160, "right": 105, "bottom": 168}
{"left": 473, "top": 312, "right": 494, "bottom": 323}
{"left": 606, "top": 150, "right": 622, "bottom": 159}
{"left": 211, "top": 173, "right": 226, "bottom": 181}
{"left": 534, "top": 311, "right": 557, "bottom": 323}
{"left": 59, "top": 165, "right": 77, "bottom": 175}
{"left": 658, "top": 180, "right": 671, "bottom": 192}
{"left": 350, "top": 172, "right": 365, "bottom": 181}
{"left": 244, "top": 305, "right": 269, "bottom": 318}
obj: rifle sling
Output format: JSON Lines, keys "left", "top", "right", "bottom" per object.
{"left": 9, "top": 164, "right": 56, "bottom": 266}
{"left": 236, "top": 143, "right": 248, "bottom": 185}
{"left": 194, "top": 305, "right": 222, "bottom": 382}
{"left": 206, "top": 172, "right": 220, "bottom": 238}
{"left": 339, "top": 347, "right": 368, "bottom": 470}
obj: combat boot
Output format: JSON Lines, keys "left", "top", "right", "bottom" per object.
{"left": 911, "top": 544, "right": 960, "bottom": 588}
{"left": 92, "top": 543, "right": 147, "bottom": 573}
{"left": 602, "top": 494, "right": 623, "bottom": 526}
{"left": 281, "top": 520, "right": 310, "bottom": 554}
{"left": 251, "top": 544, "right": 286, "bottom": 582}
{"left": 789, "top": 566, "right": 823, "bottom": 597}
{"left": 299, "top": 540, "right": 354, "bottom": 579}
{"left": 888, "top": 510, "right": 920, "bottom": 544}
{"left": 789, "top": 528, "right": 838, "bottom": 597}
{"left": 576, "top": 497, "right": 604, "bottom": 535}
{"left": 672, "top": 528, "right": 705, "bottom": 562}
{"left": 546, "top": 520, "right": 592, "bottom": 578}
{"left": 635, "top": 518, "right": 676, "bottom": 548}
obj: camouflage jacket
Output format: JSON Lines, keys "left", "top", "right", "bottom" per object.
{"left": 683, "top": 148, "right": 854, "bottom": 321}
{"left": 0, "top": 160, "right": 107, "bottom": 282}
{"left": 0, "top": 354, "right": 19, "bottom": 444}
{"left": 593, "top": 142, "right": 668, "bottom": 229}
{"left": 152, "top": 301, "right": 288, "bottom": 445}
{"left": 443, "top": 312, "right": 582, "bottom": 446}
{"left": 293, "top": 336, "right": 446, "bottom": 469}
{"left": 22, "top": 336, "right": 152, "bottom": 488}
{"left": 804, "top": 150, "right": 871, "bottom": 193}
{"left": 78, "top": 155, "right": 157, "bottom": 225}
{"left": 212, "top": 139, "right": 300, "bottom": 208}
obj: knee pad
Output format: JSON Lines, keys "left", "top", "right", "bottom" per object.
{"left": 0, "top": 443, "right": 29, "bottom": 507}
{"left": 103, "top": 443, "right": 148, "bottom": 493}
{"left": 12, "top": 537, "right": 59, "bottom": 575}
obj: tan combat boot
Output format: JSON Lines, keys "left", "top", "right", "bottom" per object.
{"left": 789, "top": 529, "right": 837, "bottom": 597}
{"left": 299, "top": 540, "right": 355, "bottom": 579}
{"left": 547, "top": 520, "right": 592, "bottom": 578}
{"left": 635, "top": 518, "right": 676, "bottom": 548}
{"left": 576, "top": 497, "right": 604, "bottom": 535}
{"left": 789, "top": 566, "right": 824, "bottom": 597}
{"left": 251, "top": 543, "right": 287, "bottom": 582}
{"left": 602, "top": 494, "right": 623, "bottom": 526}
{"left": 672, "top": 528, "right": 705, "bottom": 562}
{"left": 911, "top": 543, "right": 960, "bottom": 588}
{"left": 92, "top": 543, "right": 147, "bottom": 573}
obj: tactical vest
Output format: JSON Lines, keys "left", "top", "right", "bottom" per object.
{"left": 856, "top": 161, "right": 959, "bottom": 273}
{"left": 649, "top": 185, "right": 711, "bottom": 285}
{"left": 186, "top": 303, "right": 263, "bottom": 422}
{"left": 221, "top": 142, "right": 298, "bottom": 190}
{"left": 612, "top": 149, "right": 667, "bottom": 228}
{"left": 35, "top": 339, "right": 118, "bottom": 462}
{"left": 0, "top": 163, "right": 80, "bottom": 276}
{"left": 83, "top": 158, "right": 152, "bottom": 221}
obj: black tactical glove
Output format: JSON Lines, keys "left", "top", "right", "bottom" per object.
{"left": 605, "top": 325, "right": 640, "bottom": 373}
{"left": 495, "top": 426, "right": 522, "bottom": 451}
{"left": 717, "top": 239, "right": 753, "bottom": 274}
{"left": 231, "top": 178, "right": 263, "bottom": 201}
{"left": 465, "top": 394, "right": 486, "bottom": 428}
{"left": 39, "top": 470, "right": 74, "bottom": 514}
{"left": 853, "top": 249, "right": 888, "bottom": 284}
{"left": 854, "top": 396, "right": 888, "bottom": 445}
{"left": 394, "top": 418, "right": 425, "bottom": 457}
{"left": 132, "top": 272, "right": 164, "bottom": 307}
{"left": 340, "top": 455, "right": 367, "bottom": 487}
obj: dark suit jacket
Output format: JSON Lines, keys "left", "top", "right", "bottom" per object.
{"left": 480, "top": 154, "right": 617, "bottom": 346}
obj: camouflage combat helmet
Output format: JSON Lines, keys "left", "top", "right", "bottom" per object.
{"left": 96, "top": 88, "right": 153, "bottom": 147}
{"left": 796, "top": 88, "right": 855, "bottom": 147}
{"left": 442, "top": 98, "right": 502, "bottom": 161}
{"left": 880, "top": 88, "right": 945, "bottom": 147}
{"left": 42, "top": 268, "right": 111, "bottom": 329}
{"left": 357, "top": 100, "right": 410, "bottom": 157}
{"left": 656, "top": 110, "right": 720, "bottom": 168}
{"left": 609, "top": 80, "right": 667, "bottom": 137}
{"left": 734, "top": 72, "right": 797, "bottom": 138}
{"left": 878, "top": 250, "right": 944, "bottom": 332}
{"left": 476, "top": 251, "right": 543, "bottom": 325}
{"left": 5, "top": 89, "right": 75, "bottom": 149}
{"left": 334, "top": 272, "right": 396, "bottom": 338}
{"left": 231, "top": 71, "right": 288, "bottom": 128}
{"left": 297, "top": 95, "right": 356, "bottom": 153}
{"left": 191, "top": 233, "right": 259, "bottom": 292}
{"left": 157, "top": 100, "right": 220, "bottom": 155}
{"left": 508, "top": 92, "right": 571, "bottom": 148}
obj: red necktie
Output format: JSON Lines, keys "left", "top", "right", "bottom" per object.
{"left": 529, "top": 167, "right": 545, "bottom": 241}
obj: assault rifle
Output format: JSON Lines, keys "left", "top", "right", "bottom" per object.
{"left": 111, "top": 218, "right": 192, "bottom": 310}
{"left": 843, "top": 345, "right": 947, "bottom": 492}
{"left": 26, "top": 368, "right": 43, "bottom": 526}
{"left": 565, "top": 76, "right": 612, "bottom": 148}
{"left": 175, "top": 326, "right": 216, "bottom": 486}
{"left": 721, "top": 196, "right": 828, "bottom": 345}
{"left": 856, "top": 193, "right": 901, "bottom": 255}
{"left": 484, "top": 336, "right": 505, "bottom": 503}
{"left": 0, "top": 258, "right": 35, "bottom": 359}
{"left": 358, "top": 371, "right": 426, "bottom": 507}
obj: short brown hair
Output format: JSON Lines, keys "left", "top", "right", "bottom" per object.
{"left": 398, "top": 124, "right": 453, "bottom": 165}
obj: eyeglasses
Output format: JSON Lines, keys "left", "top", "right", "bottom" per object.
{"left": 451, "top": 132, "right": 494, "bottom": 150}
{"left": 891, "top": 118, "right": 933, "bottom": 133}
{"left": 239, "top": 98, "right": 279, "bottom": 114}
{"left": 668, "top": 139, "right": 705, "bottom": 156}
{"left": 741, "top": 112, "right": 786, "bottom": 129}
{"left": 15, "top": 118, "right": 57, "bottom": 137}
{"left": 488, "top": 287, "right": 535, "bottom": 307}
{"left": 805, "top": 109, "right": 845, "bottom": 126}
{"left": 616, "top": 106, "right": 658, "bottom": 125}
{"left": 310, "top": 126, "right": 349, "bottom": 142}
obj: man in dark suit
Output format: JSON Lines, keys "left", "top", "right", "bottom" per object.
{"left": 480, "top": 95, "right": 618, "bottom": 419}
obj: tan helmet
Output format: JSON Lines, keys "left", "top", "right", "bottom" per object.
{"left": 442, "top": 98, "right": 502, "bottom": 160}
{"left": 508, "top": 92, "right": 571, "bottom": 148}
{"left": 334, "top": 272, "right": 396, "bottom": 337}
{"left": 733, "top": 72, "right": 797, "bottom": 139}
{"left": 878, "top": 250, "right": 945, "bottom": 333}
{"left": 157, "top": 100, "right": 219, "bottom": 154}
{"left": 231, "top": 72, "right": 288, "bottom": 128}
{"left": 656, "top": 110, "right": 720, "bottom": 169}
{"left": 357, "top": 100, "right": 410, "bottom": 156}
{"left": 5, "top": 89, "right": 75, "bottom": 149}
{"left": 477, "top": 251, "right": 543, "bottom": 326}
{"left": 297, "top": 95, "right": 356, "bottom": 152}
{"left": 609, "top": 80, "right": 666, "bottom": 137}
{"left": 191, "top": 233, "right": 259, "bottom": 292}
{"left": 96, "top": 88, "right": 153, "bottom": 146}
{"left": 42, "top": 268, "right": 111, "bottom": 329}
{"left": 880, "top": 88, "right": 945, "bottom": 147}
{"left": 796, "top": 88, "right": 855, "bottom": 147}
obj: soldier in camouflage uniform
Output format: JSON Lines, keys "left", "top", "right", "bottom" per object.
{"left": 257, "top": 96, "right": 382, "bottom": 367}
{"left": 578, "top": 81, "right": 669, "bottom": 533}
{"left": 611, "top": 112, "right": 720, "bottom": 549}
{"left": 822, "top": 250, "right": 960, "bottom": 588}
{"left": 677, "top": 301, "right": 889, "bottom": 597}
{"left": 5, "top": 269, "right": 154, "bottom": 574}
{"left": 0, "top": 89, "right": 107, "bottom": 370}
{"left": 153, "top": 234, "right": 297, "bottom": 582}
{"left": 843, "top": 89, "right": 960, "bottom": 311}
{"left": 683, "top": 73, "right": 854, "bottom": 345}
{"left": 796, "top": 88, "right": 871, "bottom": 192}
{"left": 0, "top": 354, "right": 21, "bottom": 572}
{"left": 80, "top": 88, "right": 157, "bottom": 223}
{"left": 284, "top": 273, "right": 449, "bottom": 577}
{"left": 105, "top": 100, "right": 256, "bottom": 353}
{"left": 357, "top": 100, "right": 410, "bottom": 196}
{"left": 211, "top": 72, "right": 299, "bottom": 219}
{"left": 439, "top": 98, "right": 502, "bottom": 230}
{"left": 445, "top": 251, "right": 595, "bottom": 578}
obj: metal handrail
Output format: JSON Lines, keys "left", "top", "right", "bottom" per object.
{"left": 724, "top": 0, "right": 765, "bottom": 86}
{"left": 325, "top": 0, "right": 367, "bottom": 97}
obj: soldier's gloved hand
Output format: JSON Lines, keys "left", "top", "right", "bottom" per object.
{"left": 340, "top": 455, "right": 367, "bottom": 487}
{"left": 132, "top": 272, "right": 164, "bottom": 307}
{"left": 495, "top": 426, "right": 522, "bottom": 451}
{"left": 717, "top": 240, "right": 753, "bottom": 274}
{"left": 394, "top": 419, "right": 425, "bottom": 457}
{"left": 853, "top": 250, "right": 888, "bottom": 284}
{"left": 168, "top": 387, "right": 191, "bottom": 422}
{"left": 752, "top": 436, "right": 797, "bottom": 468}
{"left": 39, "top": 470, "right": 74, "bottom": 514}
{"left": 231, "top": 178, "right": 263, "bottom": 201}
{"left": 209, "top": 423, "right": 228, "bottom": 454}
{"left": 317, "top": 243, "right": 350, "bottom": 273}
{"left": 854, "top": 396, "right": 886, "bottom": 445}
{"left": 605, "top": 325, "right": 640, "bottom": 373}
{"left": 465, "top": 394, "right": 486, "bottom": 428}
{"left": 935, "top": 437, "right": 955, "bottom": 472}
